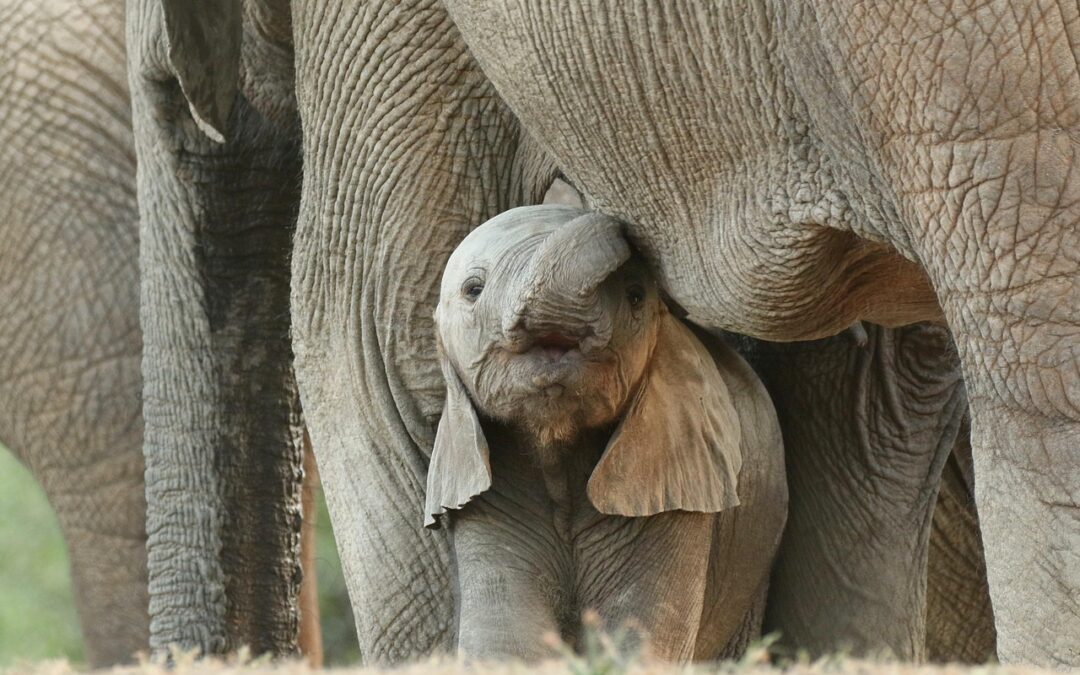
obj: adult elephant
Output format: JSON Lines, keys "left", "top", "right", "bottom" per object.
{"left": 0, "top": 0, "right": 146, "bottom": 665}
{"left": 135, "top": 0, "right": 1076, "bottom": 667}
{"left": 289, "top": 1, "right": 1077, "bottom": 665}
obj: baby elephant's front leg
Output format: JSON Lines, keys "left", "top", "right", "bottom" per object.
{"left": 575, "top": 510, "right": 716, "bottom": 661}
{"left": 453, "top": 490, "right": 567, "bottom": 660}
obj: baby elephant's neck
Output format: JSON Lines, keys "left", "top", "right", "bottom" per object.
{"left": 517, "top": 424, "right": 608, "bottom": 472}
{"left": 485, "top": 420, "right": 612, "bottom": 540}
{"left": 514, "top": 425, "right": 608, "bottom": 507}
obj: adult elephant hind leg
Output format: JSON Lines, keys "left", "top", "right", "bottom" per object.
{"left": 940, "top": 253, "right": 1080, "bottom": 666}
{"left": 289, "top": 0, "right": 556, "bottom": 662}
{"left": 910, "top": 95, "right": 1080, "bottom": 667}
{"left": 920, "top": 86, "right": 1080, "bottom": 674}
{"left": 943, "top": 271, "right": 1080, "bottom": 666}
{"left": 746, "top": 324, "right": 966, "bottom": 660}
{"left": 925, "top": 422, "right": 996, "bottom": 664}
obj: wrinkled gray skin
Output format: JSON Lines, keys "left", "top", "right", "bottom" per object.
{"left": 0, "top": 6, "right": 986, "bottom": 664}
{"left": 136, "top": 0, "right": 1075, "bottom": 666}
{"left": 0, "top": 0, "right": 147, "bottom": 666}
{"left": 1, "top": 0, "right": 323, "bottom": 663}
{"left": 126, "top": 0, "right": 306, "bottom": 656}
{"left": 737, "top": 324, "right": 995, "bottom": 661}
{"left": 547, "top": 184, "right": 998, "bottom": 664}
{"left": 427, "top": 206, "right": 787, "bottom": 660}
{"left": 927, "top": 421, "right": 997, "bottom": 663}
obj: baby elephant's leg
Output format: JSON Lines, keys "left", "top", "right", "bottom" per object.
{"left": 452, "top": 490, "right": 568, "bottom": 660}
{"left": 576, "top": 511, "right": 715, "bottom": 662}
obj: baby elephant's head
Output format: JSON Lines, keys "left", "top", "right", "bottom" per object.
{"left": 426, "top": 206, "right": 744, "bottom": 527}
{"left": 437, "top": 205, "right": 656, "bottom": 445}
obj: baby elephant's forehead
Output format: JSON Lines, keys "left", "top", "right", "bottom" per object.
{"left": 443, "top": 205, "right": 590, "bottom": 280}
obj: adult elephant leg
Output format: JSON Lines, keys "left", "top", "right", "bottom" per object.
{"left": 290, "top": 0, "right": 554, "bottom": 662}
{"left": 926, "top": 420, "right": 996, "bottom": 663}
{"left": 794, "top": 3, "right": 1080, "bottom": 664}
{"left": 60, "top": 496, "right": 148, "bottom": 665}
{"left": 930, "top": 191, "right": 1080, "bottom": 666}
{"left": 127, "top": 0, "right": 304, "bottom": 656}
{"left": 0, "top": 0, "right": 146, "bottom": 665}
{"left": 928, "top": 191, "right": 1080, "bottom": 666}
{"left": 746, "top": 323, "right": 965, "bottom": 660}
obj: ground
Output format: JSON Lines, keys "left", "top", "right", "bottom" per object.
{"left": 0, "top": 651, "right": 1063, "bottom": 675}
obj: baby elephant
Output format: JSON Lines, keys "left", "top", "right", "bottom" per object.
{"left": 427, "top": 205, "right": 787, "bottom": 661}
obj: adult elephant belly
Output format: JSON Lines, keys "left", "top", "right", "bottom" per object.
{"left": 444, "top": 1, "right": 941, "bottom": 341}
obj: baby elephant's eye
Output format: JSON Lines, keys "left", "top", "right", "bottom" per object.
{"left": 462, "top": 278, "right": 485, "bottom": 302}
{"left": 626, "top": 284, "right": 645, "bottom": 308}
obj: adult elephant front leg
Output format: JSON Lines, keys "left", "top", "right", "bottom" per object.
{"left": 289, "top": 0, "right": 555, "bottom": 662}
{"left": 745, "top": 324, "right": 965, "bottom": 659}
{"left": 797, "top": 3, "right": 1080, "bottom": 664}
{"left": 127, "top": 0, "right": 304, "bottom": 656}
{"left": 922, "top": 133, "right": 1080, "bottom": 667}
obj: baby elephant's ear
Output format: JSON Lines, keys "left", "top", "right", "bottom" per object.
{"left": 424, "top": 351, "right": 491, "bottom": 529}
{"left": 587, "top": 313, "right": 743, "bottom": 517}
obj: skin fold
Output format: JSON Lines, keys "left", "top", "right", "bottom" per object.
{"left": 428, "top": 206, "right": 787, "bottom": 661}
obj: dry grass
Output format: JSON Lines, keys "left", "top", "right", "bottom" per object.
{"left": 0, "top": 657, "right": 1065, "bottom": 675}
{"left": 1, "top": 642, "right": 1070, "bottom": 675}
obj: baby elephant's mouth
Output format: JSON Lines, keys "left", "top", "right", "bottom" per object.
{"left": 510, "top": 331, "right": 593, "bottom": 391}
{"left": 532, "top": 332, "right": 581, "bottom": 354}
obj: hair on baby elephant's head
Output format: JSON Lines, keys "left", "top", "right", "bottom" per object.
{"left": 424, "top": 205, "right": 743, "bottom": 528}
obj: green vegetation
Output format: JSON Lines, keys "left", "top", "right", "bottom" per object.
{"left": 0, "top": 445, "right": 359, "bottom": 667}
{"left": 0, "top": 447, "right": 84, "bottom": 666}
{"left": 312, "top": 489, "right": 360, "bottom": 666}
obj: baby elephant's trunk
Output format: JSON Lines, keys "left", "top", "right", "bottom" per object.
{"left": 504, "top": 212, "right": 631, "bottom": 348}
